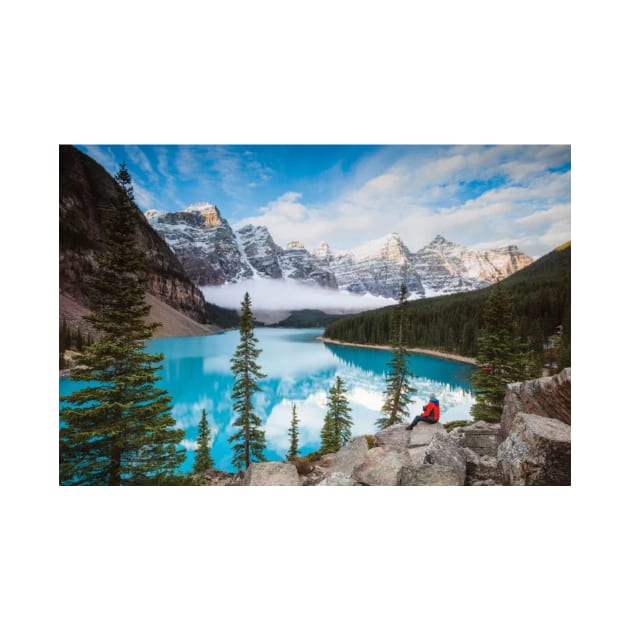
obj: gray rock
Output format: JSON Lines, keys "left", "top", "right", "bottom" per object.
{"left": 353, "top": 446, "right": 411, "bottom": 486}
{"left": 408, "top": 422, "right": 445, "bottom": 448}
{"left": 321, "top": 436, "right": 369, "bottom": 476}
{"left": 462, "top": 447, "right": 501, "bottom": 485}
{"left": 456, "top": 421, "right": 501, "bottom": 457}
{"left": 471, "top": 479, "right": 498, "bottom": 486}
{"left": 423, "top": 432, "right": 467, "bottom": 485}
{"left": 243, "top": 461, "right": 301, "bottom": 486}
{"left": 502, "top": 368, "right": 571, "bottom": 434}
{"left": 316, "top": 472, "right": 359, "bottom": 486}
{"left": 400, "top": 464, "right": 462, "bottom": 486}
{"left": 408, "top": 446, "right": 428, "bottom": 467}
{"left": 375, "top": 424, "right": 411, "bottom": 449}
{"left": 237, "top": 224, "right": 283, "bottom": 279}
{"left": 497, "top": 412, "right": 571, "bottom": 485}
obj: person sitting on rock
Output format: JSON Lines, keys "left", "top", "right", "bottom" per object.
{"left": 406, "top": 393, "right": 440, "bottom": 430}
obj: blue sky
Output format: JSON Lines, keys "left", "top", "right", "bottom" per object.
{"left": 77, "top": 144, "right": 570, "bottom": 257}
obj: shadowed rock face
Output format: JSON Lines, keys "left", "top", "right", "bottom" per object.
{"left": 451, "top": 421, "right": 501, "bottom": 458}
{"left": 498, "top": 413, "right": 571, "bottom": 485}
{"left": 502, "top": 368, "right": 571, "bottom": 431}
{"left": 497, "top": 369, "right": 571, "bottom": 485}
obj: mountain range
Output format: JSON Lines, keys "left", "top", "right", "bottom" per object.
{"left": 146, "top": 204, "right": 534, "bottom": 299}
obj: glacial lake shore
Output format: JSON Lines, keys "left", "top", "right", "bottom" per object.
{"left": 317, "top": 336, "right": 478, "bottom": 366}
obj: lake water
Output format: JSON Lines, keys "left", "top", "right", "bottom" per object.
{"left": 59, "top": 328, "right": 476, "bottom": 473}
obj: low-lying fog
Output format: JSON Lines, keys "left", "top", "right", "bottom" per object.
{"left": 201, "top": 278, "right": 395, "bottom": 323}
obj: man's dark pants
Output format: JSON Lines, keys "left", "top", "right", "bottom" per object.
{"left": 408, "top": 415, "right": 437, "bottom": 430}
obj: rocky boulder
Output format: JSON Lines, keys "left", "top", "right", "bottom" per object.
{"left": 450, "top": 421, "right": 501, "bottom": 457}
{"left": 408, "top": 422, "right": 445, "bottom": 448}
{"left": 243, "top": 461, "right": 301, "bottom": 486}
{"left": 400, "top": 464, "right": 462, "bottom": 486}
{"left": 316, "top": 472, "right": 359, "bottom": 486}
{"left": 408, "top": 447, "right": 428, "bottom": 467}
{"left": 423, "top": 432, "right": 467, "bottom": 485}
{"left": 374, "top": 424, "right": 412, "bottom": 449}
{"left": 353, "top": 446, "right": 411, "bottom": 486}
{"left": 502, "top": 368, "right": 571, "bottom": 435}
{"left": 497, "top": 412, "right": 571, "bottom": 485}
{"left": 462, "top": 448, "right": 501, "bottom": 485}
{"left": 320, "top": 436, "right": 369, "bottom": 477}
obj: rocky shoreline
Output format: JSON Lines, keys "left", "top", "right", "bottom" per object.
{"left": 197, "top": 368, "right": 571, "bottom": 486}
{"left": 317, "top": 336, "right": 477, "bottom": 365}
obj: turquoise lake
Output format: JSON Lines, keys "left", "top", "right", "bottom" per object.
{"left": 59, "top": 328, "right": 476, "bottom": 473}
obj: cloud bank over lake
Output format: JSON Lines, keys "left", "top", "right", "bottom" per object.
{"left": 201, "top": 278, "right": 396, "bottom": 315}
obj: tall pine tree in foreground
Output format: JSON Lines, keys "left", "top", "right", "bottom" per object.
{"left": 193, "top": 409, "right": 215, "bottom": 473}
{"left": 287, "top": 403, "right": 300, "bottom": 460}
{"left": 320, "top": 376, "right": 353, "bottom": 454}
{"left": 471, "top": 286, "right": 538, "bottom": 423}
{"left": 229, "top": 292, "right": 267, "bottom": 470}
{"left": 59, "top": 163, "right": 185, "bottom": 485}
{"left": 376, "top": 284, "right": 417, "bottom": 429}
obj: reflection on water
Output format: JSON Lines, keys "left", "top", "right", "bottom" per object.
{"left": 60, "top": 328, "right": 476, "bottom": 473}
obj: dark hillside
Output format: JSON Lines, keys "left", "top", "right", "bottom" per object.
{"left": 324, "top": 244, "right": 571, "bottom": 358}
{"left": 274, "top": 309, "right": 344, "bottom": 328}
{"left": 60, "top": 145, "right": 210, "bottom": 324}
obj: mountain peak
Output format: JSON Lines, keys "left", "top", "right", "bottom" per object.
{"left": 429, "top": 234, "right": 452, "bottom": 246}
{"left": 183, "top": 202, "right": 222, "bottom": 227}
{"left": 285, "top": 240, "right": 305, "bottom": 250}
{"left": 313, "top": 242, "right": 332, "bottom": 259}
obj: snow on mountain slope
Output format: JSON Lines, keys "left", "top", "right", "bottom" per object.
{"left": 146, "top": 206, "right": 533, "bottom": 299}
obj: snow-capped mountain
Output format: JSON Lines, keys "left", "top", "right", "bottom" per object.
{"left": 146, "top": 204, "right": 251, "bottom": 285}
{"left": 414, "top": 235, "right": 532, "bottom": 296}
{"left": 145, "top": 205, "right": 533, "bottom": 298}
{"left": 314, "top": 233, "right": 425, "bottom": 298}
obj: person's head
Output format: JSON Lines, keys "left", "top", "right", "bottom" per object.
{"left": 429, "top": 393, "right": 436, "bottom": 400}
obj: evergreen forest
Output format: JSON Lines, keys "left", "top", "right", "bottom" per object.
{"left": 324, "top": 244, "right": 571, "bottom": 362}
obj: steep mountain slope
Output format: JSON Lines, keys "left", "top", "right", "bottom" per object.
{"left": 316, "top": 233, "right": 424, "bottom": 298}
{"left": 414, "top": 235, "right": 533, "bottom": 295}
{"left": 59, "top": 145, "right": 212, "bottom": 337}
{"left": 278, "top": 240, "right": 337, "bottom": 288}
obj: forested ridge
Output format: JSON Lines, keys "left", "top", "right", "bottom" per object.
{"left": 324, "top": 244, "right": 571, "bottom": 359}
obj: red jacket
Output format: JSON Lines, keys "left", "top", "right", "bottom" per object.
{"left": 421, "top": 400, "right": 440, "bottom": 421}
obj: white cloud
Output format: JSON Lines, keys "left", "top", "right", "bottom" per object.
{"left": 132, "top": 182, "right": 156, "bottom": 209}
{"left": 516, "top": 203, "right": 571, "bottom": 227}
{"left": 125, "top": 145, "right": 154, "bottom": 178}
{"left": 235, "top": 145, "right": 570, "bottom": 257}
{"left": 172, "top": 396, "right": 218, "bottom": 430}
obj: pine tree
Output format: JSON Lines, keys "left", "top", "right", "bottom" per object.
{"left": 471, "top": 286, "right": 537, "bottom": 423}
{"left": 376, "top": 284, "right": 417, "bottom": 429}
{"left": 59, "top": 163, "right": 185, "bottom": 485}
{"left": 193, "top": 409, "right": 215, "bottom": 473}
{"left": 287, "top": 403, "right": 300, "bottom": 460}
{"left": 229, "top": 292, "right": 267, "bottom": 470}
{"left": 320, "top": 376, "right": 353, "bottom": 454}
